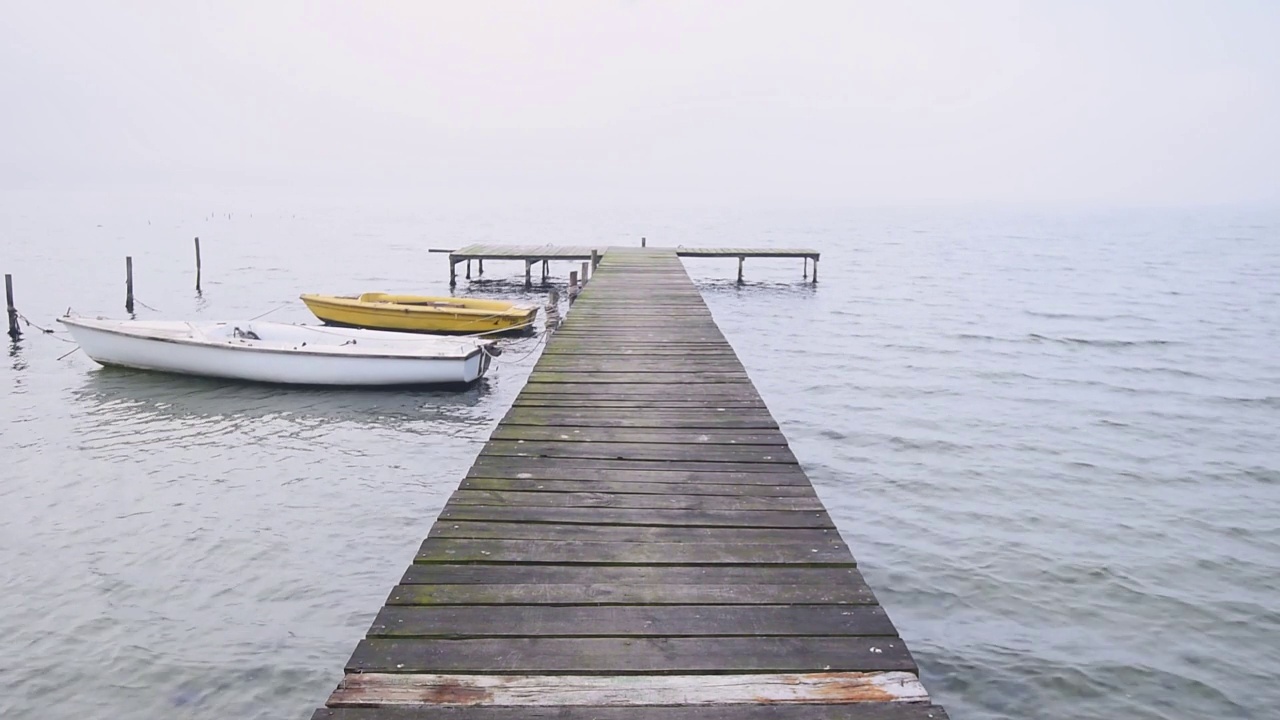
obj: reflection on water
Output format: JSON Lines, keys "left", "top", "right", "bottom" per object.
{"left": 72, "top": 366, "right": 492, "bottom": 427}
{"left": 66, "top": 363, "right": 501, "bottom": 464}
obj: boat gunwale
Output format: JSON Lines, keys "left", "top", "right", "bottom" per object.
{"left": 57, "top": 317, "right": 488, "bottom": 363}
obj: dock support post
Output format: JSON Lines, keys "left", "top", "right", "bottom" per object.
{"left": 478, "top": 259, "right": 484, "bottom": 276}
{"left": 5, "top": 274, "right": 20, "bottom": 339}
{"left": 125, "top": 256, "right": 135, "bottom": 314}
{"left": 541, "top": 260, "right": 548, "bottom": 282}
{"left": 591, "top": 249, "right": 599, "bottom": 270}
{"left": 449, "top": 256, "right": 457, "bottom": 287}
{"left": 524, "top": 260, "right": 533, "bottom": 289}
{"left": 569, "top": 270, "right": 579, "bottom": 302}
{"left": 581, "top": 261, "right": 589, "bottom": 285}
{"left": 466, "top": 259, "right": 472, "bottom": 280}
{"left": 803, "top": 257, "right": 808, "bottom": 280}
{"left": 813, "top": 256, "right": 819, "bottom": 283}
{"left": 737, "top": 256, "right": 744, "bottom": 284}
{"left": 194, "top": 237, "right": 202, "bottom": 293}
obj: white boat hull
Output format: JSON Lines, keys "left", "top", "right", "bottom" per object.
{"left": 59, "top": 318, "right": 492, "bottom": 387}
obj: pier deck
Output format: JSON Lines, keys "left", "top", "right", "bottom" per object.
{"left": 441, "top": 244, "right": 820, "bottom": 285}
{"left": 312, "top": 249, "right": 943, "bottom": 719}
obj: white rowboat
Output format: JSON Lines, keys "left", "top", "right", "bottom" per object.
{"left": 58, "top": 317, "right": 495, "bottom": 387}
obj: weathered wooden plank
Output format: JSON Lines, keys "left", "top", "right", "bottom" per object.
{"left": 398, "top": 564, "right": 869, "bottom": 587}
{"left": 445, "top": 490, "right": 824, "bottom": 511}
{"left": 315, "top": 704, "right": 947, "bottom": 719}
{"left": 533, "top": 359, "right": 747, "bottom": 369}
{"left": 498, "top": 413, "right": 780, "bottom": 430}
{"left": 459, "top": 477, "right": 816, "bottom": 497}
{"left": 414, "top": 538, "right": 852, "bottom": 565}
{"left": 490, "top": 427, "right": 788, "bottom": 445}
{"left": 328, "top": 671, "right": 926, "bottom": 708}
{"left": 515, "top": 384, "right": 765, "bottom": 397}
{"left": 386, "top": 583, "right": 875, "bottom": 606}
{"left": 369, "top": 605, "right": 895, "bottom": 639}
{"left": 513, "top": 398, "right": 770, "bottom": 410}
{"left": 481, "top": 441, "right": 798, "bottom": 464}
{"left": 426, "top": 522, "right": 838, "bottom": 543}
{"left": 346, "top": 636, "right": 917, "bottom": 673}
{"left": 528, "top": 372, "right": 752, "bottom": 384}
{"left": 437, "top": 505, "right": 835, "bottom": 528}
{"left": 466, "top": 459, "right": 813, "bottom": 480}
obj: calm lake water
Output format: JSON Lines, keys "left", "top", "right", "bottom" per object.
{"left": 2, "top": 195, "right": 1278, "bottom": 719}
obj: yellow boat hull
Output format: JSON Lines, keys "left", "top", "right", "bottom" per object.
{"left": 300, "top": 293, "right": 538, "bottom": 334}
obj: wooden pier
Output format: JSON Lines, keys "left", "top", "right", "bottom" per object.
{"left": 312, "top": 249, "right": 944, "bottom": 719}
{"left": 438, "top": 244, "right": 820, "bottom": 286}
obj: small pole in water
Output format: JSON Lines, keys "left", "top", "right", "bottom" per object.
{"left": 5, "top": 274, "right": 20, "bottom": 339}
{"left": 641, "top": 236, "right": 646, "bottom": 248}
{"left": 524, "top": 260, "right": 533, "bottom": 290}
{"left": 581, "top": 261, "right": 589, "bottom": 285}
{"left": 545, "top": 287, "right": 561, "bottom": 330}
{"left": 478, "top": 259, "right": 484, "bottom": 276}
{"left": 803, "top": 257, "right": 808, "bottom": 281}
{"left": 125, "top": 256, "right": 135, "bottom": 314}
{"left": 737, "top": 256, "right": 744, "bottom": 285}
{"left": 541, "top": 260, "right": 548, "bottom": 283}
{"left": 194, "top": 237, "right": 202, "bottom": 293}
{"left": 812, "top": 256, "right": 819, "bottom": 284}
{"left": 591, "top": 249, "right": 599, "bottom": 270}
{"left": 449, "top": 256, "right": 458, "bottom": 288}
{"left": 466, "top": 259, "right": 472, "bottom": 280}
{"left": 569, "top": 270, "right": 579, "bottom": 302}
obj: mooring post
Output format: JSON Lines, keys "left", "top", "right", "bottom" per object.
{"left": 125, "top": 256, "right": 135, "bottom": 314}
{"left": 812, "top": 256, "right": 819, "bottom": 283}
{"left": 194, "top": 237, "right": 202, "bottom": 293}
{"left": 524, "top": 260, "right": 533, "bottom": 289}
{"left": 569, "top": 270, "right": 579, "bottom": 302}
{"left": 478, "top": 259, "right": 484, "bottom": 276}
{"left": 737, "top": 256, "right": 744, "bottom": 284}
{"left": 449, "top": 256, "right": 457, "bottom": 287}
{"left": 5, "top": 274, "right": 20, "bottom": 339}
{"left": 466, "top": 259, "right": 472, "bottom": 280}
{"left": 641, "top": 236, "right": 646, "bottom": 247}
{"left": 581, "top": 261, "right": 589, "bottom": 285}
{"left": 591, "top": 249, "right": 599, "bottom": 270}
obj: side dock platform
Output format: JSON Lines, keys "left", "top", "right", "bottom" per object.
{"left": 311, "top": 248, "right": 946, "bottom": 720}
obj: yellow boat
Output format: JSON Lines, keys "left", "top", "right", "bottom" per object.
{"left": 299, "top": 293, "right": 538, "bottom": 334}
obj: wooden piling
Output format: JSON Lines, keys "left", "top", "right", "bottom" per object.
{"left": 478, "top": 259, "right": 484, "bottom": 276}
{"left": 542, "top": 260, "right": 549, "bottom": 282}
{"left": 466, "top": 259, "right": 472, "bottom": 280}
{"left": 125, "top": 256, "right": 135, "bottom": 314}
{"left": 449, "top": 256, "right": 458, "bottom": 287}
{"left": 194, "top": 237, "right": 202, "bottom": 293}
{"left": 5, "top": 274, "right": 20, "bottom": 339}
{"left": 568, "top": 270, "right": 579, "bottom": 302}
{"left": 804, "top": 257, "right": 808, "bottom": 280}
{"left": 813, "top": 256, "right": 819, "bottom": 283}
{"left": 591, "top": 249, "right": 600, "bottom": 270}
{"left": 580, "top": 261, "right": 589, "bottom": 285}
{"left": 524, "top": 260, "right": 533, "bottom": 289}
{"left": 641, "top": 236, "right": 647, "bottom": 247}
{"left": 737, "top": 256, "right": 745, "bottom": 284}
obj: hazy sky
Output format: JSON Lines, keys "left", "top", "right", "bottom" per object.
{"left": 2, "top": 1, "right": 1277, "bottom": 208}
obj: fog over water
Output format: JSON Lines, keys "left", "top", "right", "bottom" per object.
{"left": 2, "top": 4, "right": 1278, "bottom": 720}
